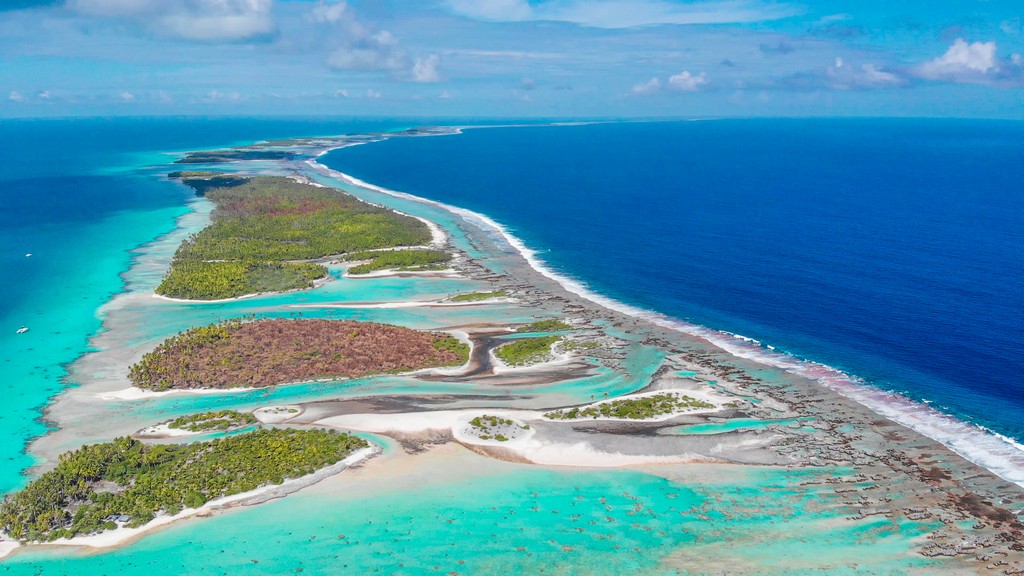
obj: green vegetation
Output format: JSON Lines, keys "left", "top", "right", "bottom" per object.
{"left": 157, "top": 260, "right": 326, "bottom": 301}
{"left": 344, "top": 249, "right": 450, "bottom": 275}
{"left": 175, "top": 150, "right": 296, "bottom": 164}
{"left": 557, "top": 339, "right": 602, "bottom": 354}
{"left": 448, "top": 291, "right": 508, "bottom": 302}
{"left": 494, "top": 336, "right": 561, "bottom": 367}
{"left": 432, "top": 335, "right": 471, "bottom": 365}
{"left": 129, "top": 318, "right": 469, "bottom": 391}
{"left": 0, "top": 429, "right": 368, "bottom": 542}
{"left": 168, "top": 410, "right": 258, "bottom": 432}
{"left": 544, "top": 393, "right": 715, "bottom": 421}
{"left": 468, "top": 415, "right": 529, "bottom": 442}
{"left": 157, "top": 175, "right": 435, "bottom": 300}
{"left": 516, "top": 319, "right": 572, "bottom": 333}
{"left": 167, "top": 170, "right": 221, "bottom": 179}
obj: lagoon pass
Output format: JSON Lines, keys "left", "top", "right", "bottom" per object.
{"left": 2, "top": 128, "right": 1022, "bottom": 575}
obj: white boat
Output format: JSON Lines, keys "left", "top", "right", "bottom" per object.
{"left": 16, "top": 327, "right": 28, "bottom": 334}
{"left": 24, "top": 253, "right": 31, "bottom": 257}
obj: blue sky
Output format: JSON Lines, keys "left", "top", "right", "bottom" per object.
{"left": 0, "top": 0, "right": 1022, "bottom": 118}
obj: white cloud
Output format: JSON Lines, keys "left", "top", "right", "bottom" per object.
{"left": 631, "top": 77, "right": 661, "bottom": 95}
{"left": 309, "top": 0, "right": 349, "bottom": 24}
{"left": 668, "top": 70, "right": 707, "bottom": 91}
{"left": 412, "top": 54, "right": 442, "bottom": 83}
{"left": 119, "top": 91, "right": 135, "bottom": 102}
{"left": 827, "top": 58, "right": 902, "bottom": 89}
{"left": 319, "top": 7, "right": 407, "bottom": 72}
{"left": 445, "top": 0, "right": 531, "bottom": 21}
{"left": 67, "top": 0, "right": 275, "bottom": 41}
{"left": 8, "top": 91, "right": 24, "bottom": 102}
{"left": 439, "top": 90, "right": 452, "bottom": 99}
{"left": 203, "top": 90, "right": 241, "bottom": 102}
{"left": 36, "top": 90, "right": 51, "bottom": 100}
{"left": 916, "top": 38, "right": 997, "bottom": 82}
{"left": 334, "top": 89, "right": 349, "bottom": 98}
{"left": 445, "top": 0, "right": 798, "bottom": 28}
{"left": 365, "top": 88, "right": 381, "bottom": 98}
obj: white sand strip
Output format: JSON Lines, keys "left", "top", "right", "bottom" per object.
{"left": 98, "top": 386, "right": 254, "bottom": 401}
{"left": 342, "top": 268, "right": 458, "bottom": 279}
{"left": 318, "top": 409, "right": 713, "bottom": 468}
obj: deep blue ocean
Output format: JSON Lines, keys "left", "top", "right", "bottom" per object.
{"left": 323, "top": 119, "right": 1024, "bottom": 446}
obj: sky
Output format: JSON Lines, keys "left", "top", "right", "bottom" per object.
{"left": 0, "top": 0, "right": 1022, "bottom": 118}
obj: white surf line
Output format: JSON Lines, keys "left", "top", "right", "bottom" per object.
{"left": 305, "top": 145, "right": 1024, "bottom": 488}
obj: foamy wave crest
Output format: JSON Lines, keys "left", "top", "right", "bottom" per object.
{"left": 310, "top": 157, "right": 1024, "bottom": 488}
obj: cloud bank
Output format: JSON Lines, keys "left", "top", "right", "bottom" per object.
{"left": 445, "top": 0, "right": 798, "bottom": 28}
{"left": 67, "top": 0, "right": 276, "bottom": 41}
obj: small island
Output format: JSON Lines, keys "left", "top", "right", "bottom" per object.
{"left": 174, "top": 150, "right": 297, "bottom": 164}
{"left": 516, "top": 319, "right": 572, "bottom": 333}
{"left": 158, "top": 174, "right": 435, "bottom": 300}
{"left": 167, "top": 410, "right": 258, "bottom": 432}
{"left": 0, "top": 428, "right": 368, "bottom": 542}
{"left": 343, "top": 249, "right": 451, "bottom": 275}
{"left": 463, "top": 415, "right": 531, "bottom": 443}
{"left": 128, "top": 318, "right": 469, "bottom": 391}
{"left": 447, "top": 291, "right": 508, "bottom": 302}
{"left": 545, "top": 392, "right": 716, "bottom": 421}
{"left": 494, "top": 335, "right": 562, "bottom": 367}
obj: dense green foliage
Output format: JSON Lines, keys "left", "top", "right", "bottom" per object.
{"left": 157, "top": 260, "right": 326, "bottom": 301}
{"left": 516, "top": 319, "right": 572, "bottom": 333}
{"left": 545, "top": 393, "right": 715, "bottom": 420}
{"left": 168, "top": 410, "right": 258, "bottom": 432}
{"left": 493, "top": 336, "right": 562, "bottom": 367}
{"left": 432, "top": 335, "right": 471, "bottom": 365}
{"left": 345, "top": 249, "right": 451, "bottom": 275}
{"left": 448, "top": 291, "right": 508, "bottom": 302}
{"left": 558, "top": 339, "right": 602, "bottom": 352}
{"left": 157, "top": 175, "right": 434, "bottom": 300}
{"left": 129, "top": 318, "right": 469, "bottom": 391}
{"left": 176, "top": 150, "right": 296, "bottom": 164}
{"left": 0, "top": 429, "right": 368, "bottom": 542}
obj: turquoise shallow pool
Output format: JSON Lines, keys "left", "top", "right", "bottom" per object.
{"left": 672, "top": 418, "right": 816, "bottom": 436}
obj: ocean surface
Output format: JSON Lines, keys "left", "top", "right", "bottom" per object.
{"left": 0, "top": 117, "right": 1019, "bottom": 574}
{"left": 323, "top": 119, "right": 1024, "bottom": 448}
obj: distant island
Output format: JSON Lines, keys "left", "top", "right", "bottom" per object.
{"left": 129, "top": 318, "right": 469, "bottom": 390}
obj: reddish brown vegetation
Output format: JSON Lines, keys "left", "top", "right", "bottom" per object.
{"left": 129, "top": 319, "right": 468, "bottom": 390}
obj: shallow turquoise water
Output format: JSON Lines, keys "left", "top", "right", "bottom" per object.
{"left": 671, "top": 418, "right": 814, "bottom": 435}
{"left": 1, "top": 464, "right": 942, "bottom": 575}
